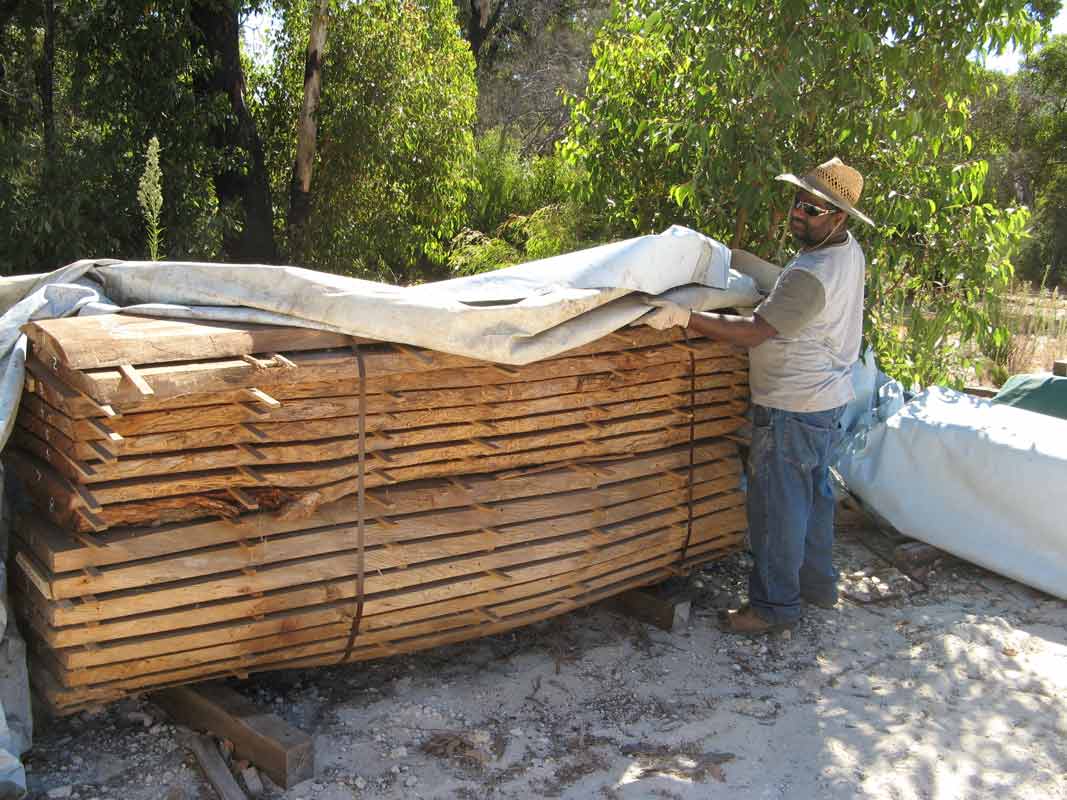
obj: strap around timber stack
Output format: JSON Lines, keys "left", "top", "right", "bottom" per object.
{"left": 340, "top": 344, "right": 367, "bottom": 664}
{"left": 678, "top": 330, "right": 697, "bottom": 568}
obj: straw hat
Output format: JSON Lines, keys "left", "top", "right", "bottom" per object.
{"left": 775, "top": 157, "right": 875, "bottom": 227}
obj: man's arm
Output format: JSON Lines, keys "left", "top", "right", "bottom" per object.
{"left": 686, "top": 311, "right": 778, "bottom": 348}
{"left": 642, "top": 299, "right": 778, "bottom": 347}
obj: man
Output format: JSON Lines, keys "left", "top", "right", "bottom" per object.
{"left": 644, "top": 157, "right": 873, "bottom": 633}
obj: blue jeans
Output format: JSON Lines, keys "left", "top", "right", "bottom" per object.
{"left": 746, "top": 403, "right": 845, "bottom": 624}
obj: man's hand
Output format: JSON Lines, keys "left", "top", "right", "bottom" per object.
{"left": 641, "top": 298, "right": 691, "bottom": 330}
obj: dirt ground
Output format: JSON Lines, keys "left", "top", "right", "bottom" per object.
{"left": 24, "top": 520, "right": 1067, "bottom": 800}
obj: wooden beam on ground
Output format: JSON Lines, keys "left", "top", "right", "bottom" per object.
{"left": 607, "top": 580, "right": 692, "bottom": 632}
{"left": 155, "top": 683, "right": 314, "bottom": 790}
{"left": 892, "top": 540, "right": 944, "bottom": 567}
{"left": 187, "top": 733, "right": 248, "bottom": 800}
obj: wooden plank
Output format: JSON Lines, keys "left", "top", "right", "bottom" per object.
{"left": 20, "top": 523, "right": 707, "bottom": 659}
{"left": 23, "top": 376, "right": 746, "bottom": 459}
{"left": 33, "top": 531, "right": 746, "bottom": 714}
{"left": 31, "top": 351, "right": 745, "bottom": 423}
{"left": 31, "top": 503, "right": 747, "bottom": 629}
{"left": 27, "top": 497, "right": 745, "bottom": 636}
{"left": 45, "top": 338, "right": 737, "bottom": 409}
{"left": 22, "top": 313, "right": 357, "bottom": 370}
{"left": 36, "top": 471, "right": 742, "bottom": 599}
{"left": 154, "top": 684, "right": 313, "bottom": 790}
{"left": 34, "top": 534, "right": 743, "bottom": 712}
{"left": 187, "top": 733, "right": 249, "bottom": 800}
{"left": 22, "top": 315, "right": 689, "bottom": 374}
{"left": 24, "top": 441, "right": 736, "bottom": 573}
{"left": 25, "top": 396, "right": 745, "bottom": 484}
{"left": 7, "top": 415, "right": 745, "bottom": 517}
{"left": 40, "top": 534, "right": 702, "bottom": 671}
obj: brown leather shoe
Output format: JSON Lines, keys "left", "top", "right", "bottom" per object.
{"left": 718, "top": 604, "right": 795, "bottom": 635}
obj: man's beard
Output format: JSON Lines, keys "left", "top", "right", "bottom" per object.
{"left": 789, "top": 220, "right": 820, "bottom": 247}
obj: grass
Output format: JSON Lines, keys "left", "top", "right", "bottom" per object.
{"left": 976, "top": 280, "right": 1067, "bottom": 386}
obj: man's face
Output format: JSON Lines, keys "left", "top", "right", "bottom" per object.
{"left": 788, "top": 189, "right": 846, "bottom": 247}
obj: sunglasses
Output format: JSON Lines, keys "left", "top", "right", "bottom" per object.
{"left": 793, "top": 198, "right": 838, "bottom": 217}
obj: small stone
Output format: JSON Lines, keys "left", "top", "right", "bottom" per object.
{"left": 391, "top": 765, "right": 401, "bottom": 774}
{"left": 509, "top": 727, "right": 524, "bottom": 737}
{"left": 780, "top": 629, "right": 792, "bottom": 640}
{"left": 354, "top": 776, "right": 367, "bottom": 790}
{"left": 126, "top": 710, "right": 153, "bottom": 727}
{"left": 404, "top": 776, "right": 418, "bottom": 787}
{"left": 47, "top": 787, "right": 74, "bottom": 799}
{"left": 389, "top": 745, "right": 408, "bottom": 758}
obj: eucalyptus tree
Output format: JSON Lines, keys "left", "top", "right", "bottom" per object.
{"left": 258, "top": 0, "right": 477, "bottom": 280}
{"left": 563, "top": 0, "right": 1060, "bottom": 387}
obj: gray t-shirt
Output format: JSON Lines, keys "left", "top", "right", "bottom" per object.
{"left": 749, "top": 232, "right": 866, "bottom": 412}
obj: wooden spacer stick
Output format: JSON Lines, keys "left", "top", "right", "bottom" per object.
{"left": 87, "top": 418, "right": 123, "bottom": 442}
{"left": 240, "top": 422, "right": 270, "bottom": 441}
{"left": 87, "top": 440, "right": 118, "bottom": 463}
{"left": 241, "top": 354, "right": 271, "bottom": 370}
{"left": 238, "top": 400, "right": 270, "bottom": 417}
{"left": 365, "top": 494, "right": 396, "bottom": 511}
{"left": 226, "top": 487, "right": 260, "bottom": 510}
{"left": 268, "top": 352, "right": 297, "bottom": 369}
{"left": 245, "top": 387, "right": 281, "bottom": 408}
{"left": 118, "top": 364, "right": 155, "bottom": 396}
{"left": 73, "top": 507, "right": 108, "bottom": 532}
{"left": 394, "top": 343, "right": 435, "bottom": 366}
{"left": 73, "top": 484, "right": 103, "bottom": 512}
{"left": 236, "top": 465, "right": 267, "bottom": 484}
{"left": 236, "top": 442, "right": 267, "bottom": 461}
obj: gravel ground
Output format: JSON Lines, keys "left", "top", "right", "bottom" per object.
{"left": 25, "top": 521, "right": 1067, "bottom": 800}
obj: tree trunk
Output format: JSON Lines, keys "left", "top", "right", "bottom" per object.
{"left": 190, "top": 0, "right": 276, "bottom": 263}
{"left": 36, "top": 0, "right": 56, "bottom": 161}
{"left": 287, "top": 0, "right": 329, "bottom": 251}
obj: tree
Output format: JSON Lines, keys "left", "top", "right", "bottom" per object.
{"left": 260, "top": 0, "right": 477, "bottom": 279}
{"left": 563, "top": 0, "right": 1059, "bottom": 387}
{"left": 972, "top": 34, "right": 1067, "bottom": 286}
{"left": 190, "top": 0, "right": 276, "bottom": 263}
{"left": 286, "top": 0, "right": 328, "bottom": 242}
{"left": 0, "top": 0, "right": 227, "bottom": 272}
{"left": 1016, "top": 35, "right": 1067, "bottom": 285}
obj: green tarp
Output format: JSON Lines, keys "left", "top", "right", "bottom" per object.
{"left": 991, "top": 373, "right": 1067, "bottom": 421}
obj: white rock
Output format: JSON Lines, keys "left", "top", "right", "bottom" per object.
{"left": 389, "top": 746, "right": 408, "bottom": 758}
{"left": 509, "top": 727, "right": 524, "bottom": 737}
{"left": 126, "top": 711, "right": 153, "bottom": 727}
{"left": 404, "top": 775, "right": 418, "bottom": 787}
{"left": 354, "top": 776, "right": 367, "bottom": 790}
{"left": 47, "top": 787, "right": 73, "bottom": 799}
{"left": 242, "top": 766, "right": 265, "bottom": 798}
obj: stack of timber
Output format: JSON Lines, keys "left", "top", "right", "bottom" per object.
{"left": 4, "top": 313, "right": 750, "bottom": 714}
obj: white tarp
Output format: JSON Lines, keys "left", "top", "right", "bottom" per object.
{"left": 0, "top": 225, "right": 760, "bottom": 783}
{"left": 837, "top": 368, "right": 1067, "bottom": 601}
